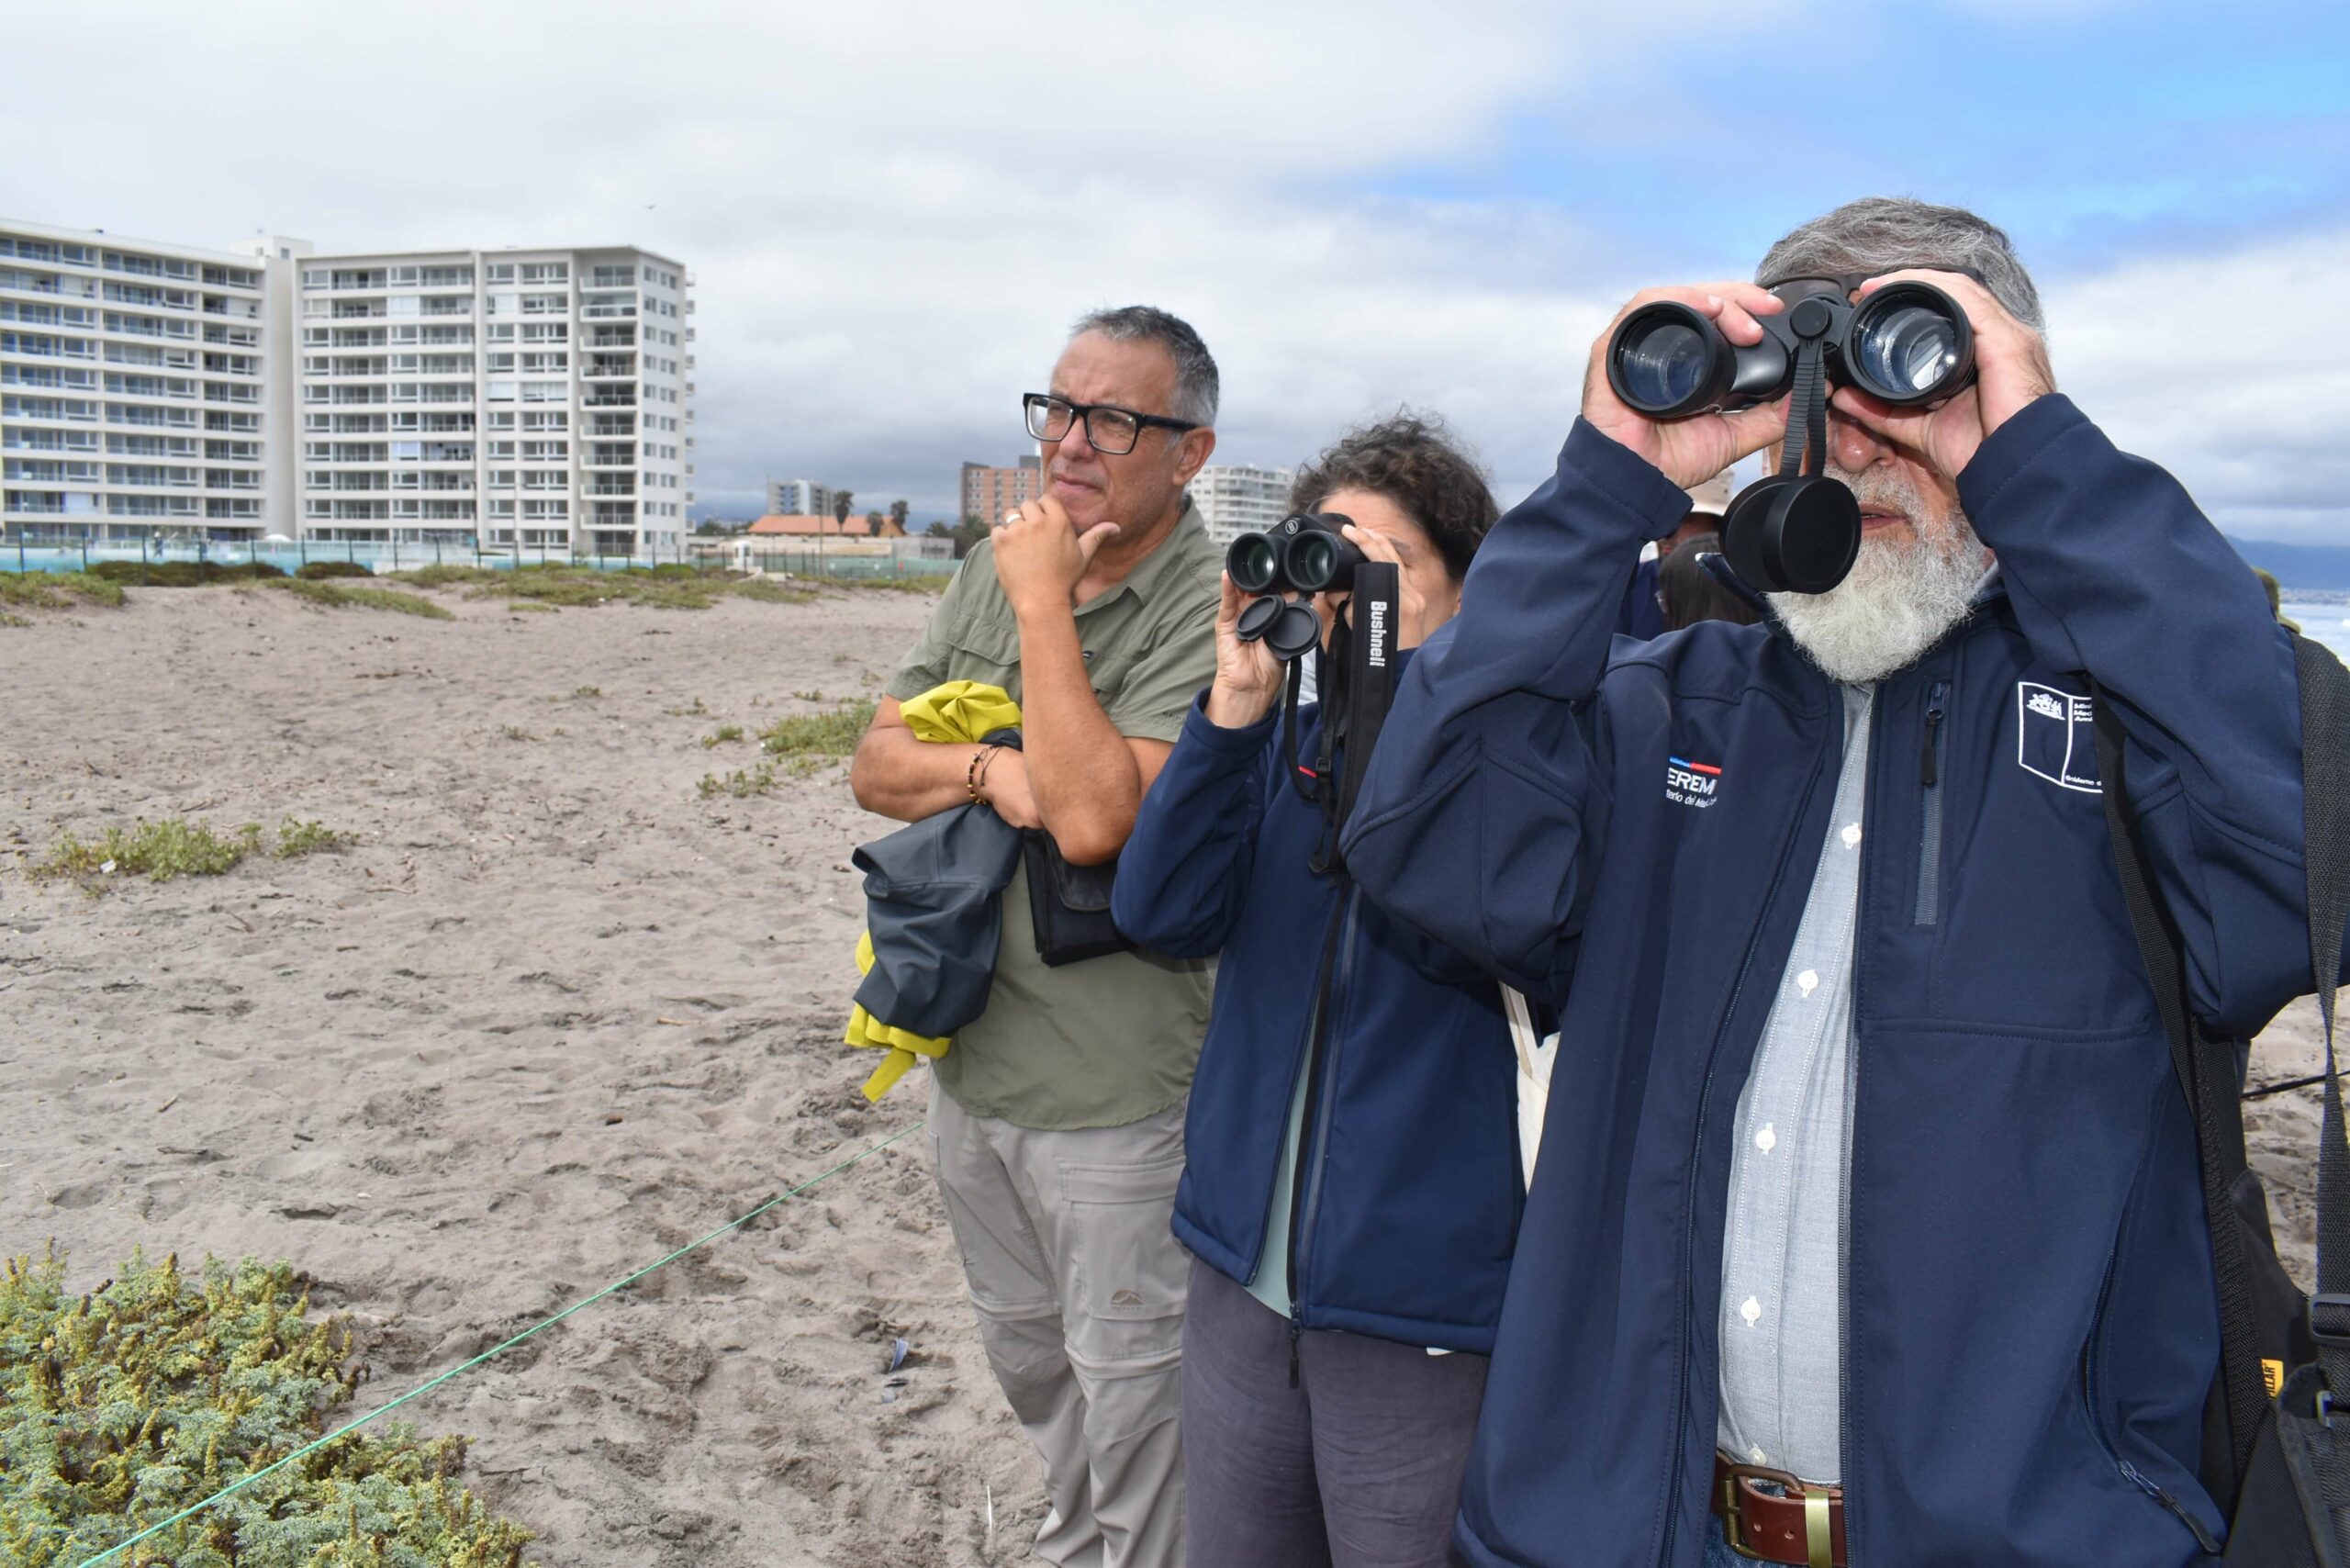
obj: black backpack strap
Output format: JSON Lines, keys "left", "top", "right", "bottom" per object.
{"left": 2092, "top": 677, "right": 2272, "bottom": 1484}
{"left": 2293, "top": 639, "right": 2350, "bottom": 1394}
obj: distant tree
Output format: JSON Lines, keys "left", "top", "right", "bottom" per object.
{"left": 865, "top": 510, "right": 886, "bottom": 537}
{"left": 923, "top": 521, "right": 952, "bottom": 540}
{"left": 831, "top": 490, "right": 854, "bottom": 534}
{"left": 951, "top": 514, "right": 990, "bottom": 559}
{"left": 693, "top": 520, "right": 722, "bottom": 536}
{"left": 889, "top": 498, "right": 910, "bottom": 536}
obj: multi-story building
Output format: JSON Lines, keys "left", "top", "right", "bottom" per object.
{"left": 1, "top": 218, "right": 697, "bottom": 556}
{"left": 295, "top": 245, "right": 694, "bottom": 556}
{"left": 960, "top": 454, "right": 1041, "bottom": 524}
{"left": 1, "top": 219, "right": 278, "bottom": 543}
{"left": 768, "top": 477, "right": 831, "bottom": 518}
{"left": 1190, "top": 463, "right": 1296, "bottom": 547}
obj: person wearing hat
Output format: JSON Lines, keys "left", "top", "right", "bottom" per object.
{"left": 1616, "top": 469, "right": 1734, "bottom": 639}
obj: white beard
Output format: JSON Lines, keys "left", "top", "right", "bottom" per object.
{"left": 1768, "top": 512, "right": 1986, "bottom": 685}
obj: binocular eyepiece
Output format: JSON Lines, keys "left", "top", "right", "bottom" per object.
{"left": 1226, "top": 512, "right": 1361, "bottom": 662}
{"left": 1602, "top": 275, "right": 1976, "bottom": 596}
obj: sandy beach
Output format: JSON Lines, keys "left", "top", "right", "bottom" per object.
{"left": 0, "top": 579, "right": 2333, "bottom": 1564}
{"left": 1, "top": 580, "right": 1040, "bottom": 1567}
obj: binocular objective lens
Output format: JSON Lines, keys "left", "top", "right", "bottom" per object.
{"left": 1288, "top": 532, "right": 1337, "bottom": 592}
{"left": 1226, "top": 534, "right": 1280, "bottom": 595}
{"left": 1615, "top": 319, "right": 1710, "bottom": 412}
{"left": 1853, "top": 305, "right": 1960, "bottom": 398}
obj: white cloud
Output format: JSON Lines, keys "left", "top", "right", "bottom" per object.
{"left": 2, "top": 0, "right": 2339, "bottom": 543}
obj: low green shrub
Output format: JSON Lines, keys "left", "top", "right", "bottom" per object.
{"left": 759, "top": 697, "right": 878, "bottom": 766}
{"left": 85, "top": 560, "right": 285, "bottom": 587}
{"left": 295, "top": 561, "right": 375, "bottom": 581}
{"left": 0, "top": 572, "right": 127, "bottom": 610}
{"left": 0, "top": 1244, "right": 537, "bottom": 1567}
{"left": 272, "top": 579, "right": 452, "bottom": 619}
{"left": 32, "top": 817, "right": 352, "bottom": 888}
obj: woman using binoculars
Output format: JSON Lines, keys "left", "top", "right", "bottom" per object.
{"left": 1111, "top": 414, "right": 1517, "bottom": 1568}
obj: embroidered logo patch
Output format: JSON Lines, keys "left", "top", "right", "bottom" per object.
{"left": 2016, "top": 681, "right": 2101, "bottom": 793}
{"left": 1665, "top": 756, "right": 1723, "bottom": 809}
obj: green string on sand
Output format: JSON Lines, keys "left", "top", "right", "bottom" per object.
{"left": 73, "top": 1119, "right": 928, "bottom": 1568}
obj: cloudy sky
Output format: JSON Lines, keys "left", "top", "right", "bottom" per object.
{"left": 6, "top": 0, "right": 2345, "bottom": 540}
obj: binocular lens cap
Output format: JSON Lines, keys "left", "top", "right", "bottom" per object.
{"left": 1721, "top": 474, "right": 1862, "bottom": 596}
{"left": 1236, "top": 593, "right": 1287, "bottom": 643}
{"left": 1265, "top": 602, "right": 1322, "bottom": 662}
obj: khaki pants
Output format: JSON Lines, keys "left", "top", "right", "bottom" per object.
{"left": 927, "top": 1076, "right": 1189, "bottom": 1568}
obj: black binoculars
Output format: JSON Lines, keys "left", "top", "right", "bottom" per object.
{"left": 1606, "top": 275, "right": 1975, "bottom": 420}
{"left": 1226, "top": 512, "right": 1360, "bottom": 661}
{"left": 1604, "top": 275, "right": 1977, "bottom": 594}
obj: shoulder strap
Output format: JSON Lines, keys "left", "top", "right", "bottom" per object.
{"left": 2091, "top": 676, "right": 2271, "bottom": 1484}
{"left": 2292, "top": 639, "right": 2350, "bottom": 1383}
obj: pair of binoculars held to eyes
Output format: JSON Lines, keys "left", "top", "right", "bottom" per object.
{"left": 1225, "top": 512, "right": 1361, "bottom": 661}
{"left": 1605, "top": 275, "right": 1977, "bottom": 594}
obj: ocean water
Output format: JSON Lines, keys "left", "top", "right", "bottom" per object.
{"left": 2282, "top": 602, "right": 2350, "bottom": 665}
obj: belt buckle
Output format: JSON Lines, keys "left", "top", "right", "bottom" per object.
{"left": 1719, "top": 1460, "right": 1839, "bottom": 1567}
{"left": 1718, "top": 1460, "right": 1805, "bottom": 1562}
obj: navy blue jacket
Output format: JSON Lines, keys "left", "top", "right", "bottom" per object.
{"left": 1342, "top": 398, "right": 2318, "bottom": 1567}
{"left": 1113, "top": 684, "right": 1521, "bottom": 1352}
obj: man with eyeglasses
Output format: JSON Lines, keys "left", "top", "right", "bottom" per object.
{"left": 851, "top": 305, "right": 1225, "bottom": 1568}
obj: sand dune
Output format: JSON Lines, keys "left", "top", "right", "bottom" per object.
{"left": 0, "top": 581, "right": 2331, "bottom": 1563}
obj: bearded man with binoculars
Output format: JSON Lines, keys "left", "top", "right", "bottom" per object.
{"left": 1339, "top": 197, "right": 2329, "bottom": 1567}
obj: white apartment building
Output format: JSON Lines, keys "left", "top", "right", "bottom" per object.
{"left": 1, "top": 219, "right": 274, "bottom": 542}
{"left": 297, "top": 245, "right": 694, "bottom": 556}
{"left": 768, "top": 477, "right": 831, "bottom": 518}
{"left": 1190, "top": 463, "right": 1296, "bottom": 547}
{"left": 1, "top": 218, "right": 696, "bottom": 556}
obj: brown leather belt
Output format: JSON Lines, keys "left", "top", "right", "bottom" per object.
{"left": 1711, "top": 1452, "right": 1848, "bottom": 1567}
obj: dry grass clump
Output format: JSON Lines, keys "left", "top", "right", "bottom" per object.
{"left": 32, "top": 816, "right": 352, "bottom": 888}
{"left": 0, "top": 1244, "right": 537, "bottom": 1567}
{"left": 270, "top": 577, "right": 452, "bottom": 619}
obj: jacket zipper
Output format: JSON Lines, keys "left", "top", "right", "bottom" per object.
{"left": 2082, "top": 1199, "right": 2223, "bottom": 1553}
{"left": 1913, "top": 680, "right": 1948, "bottom": 925}
{"left": 1286, "top": 885, "right": 1359, "bottom": 1387}
{"left": 1659, "top": 727, "right": 1834, "bottom": 1567}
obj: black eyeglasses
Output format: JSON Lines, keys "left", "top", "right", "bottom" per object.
{"left": 1024, "top": 393, "right": 1201, "bottom": 456}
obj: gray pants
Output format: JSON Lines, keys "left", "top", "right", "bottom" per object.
{"left": 926, "top": 1077, "right": 1189, "bottom": 1568}
{"left": 1181, "top": 1258, "right": 1485, "bottom": 1568}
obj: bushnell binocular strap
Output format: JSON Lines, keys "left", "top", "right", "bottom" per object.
{"left": 1304, "top": 560, "right": 1400, "bottom": 877}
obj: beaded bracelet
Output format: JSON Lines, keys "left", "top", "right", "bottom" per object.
{"left": 967, "top": 746, "right": 989, "bottom": 805}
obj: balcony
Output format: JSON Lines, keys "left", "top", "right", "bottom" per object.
{"left": 583, "top": 357, "right": 634, "bottom": 379}
{"left": 579, "top": 301, "right": 635, "bottom": 320}
{"left": 581, "top": 390, "right": 635, "bottom": 408}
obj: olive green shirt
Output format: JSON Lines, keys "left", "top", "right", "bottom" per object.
{"left": 885, "top": 503, "right": 1223, "bottom": 1129}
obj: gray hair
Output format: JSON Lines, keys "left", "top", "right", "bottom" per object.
{"left": 1071, "top": 304, "right": 1220, "bottom": 427}
{"left": 1757, "top": 197, "right": 2045, "bottom": 335}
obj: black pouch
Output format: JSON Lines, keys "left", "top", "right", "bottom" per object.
{"left": 1021, "top": 831, "right": 1134, "bottom": 967}
{"left": 979, "top": 728, "right": 1134, "bottom": 968}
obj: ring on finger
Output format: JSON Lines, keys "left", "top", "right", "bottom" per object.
{"left": 1002, "top": 510, "right": 1022, "bottom": 526}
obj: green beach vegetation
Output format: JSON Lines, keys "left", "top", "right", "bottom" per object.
{"left": 0, "top": 1245, "right": 536, "bottom": 1568}
{"left": 0, "top": 572, "right": 128, "bottom": 612}
{"left": 32, "top": 817, "right": 352, "bottom": 888}
{"left": 269, "top": 578, "right": 453, "bottom": 620}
